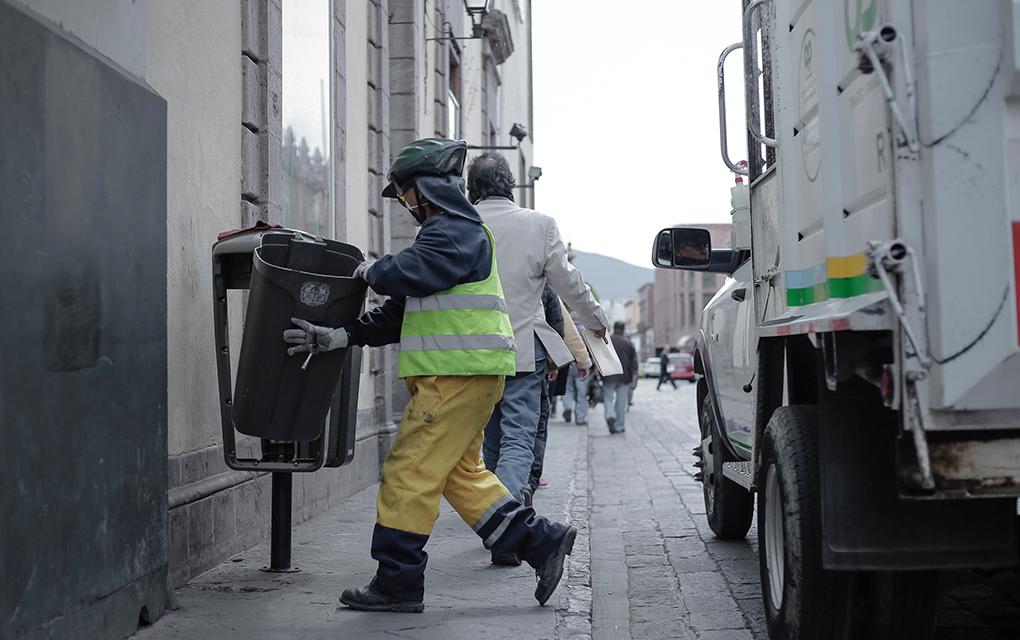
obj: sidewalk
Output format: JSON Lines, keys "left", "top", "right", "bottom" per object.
{"left": 139, "top": 380, "right": 1020, "bottom": 640}
{"left": 139, "top": 420, "right": 589, "bottom": 640}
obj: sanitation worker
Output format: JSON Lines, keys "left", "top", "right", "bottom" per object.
{"left": 283, "top": 138, "right": 576, "bottom": 613}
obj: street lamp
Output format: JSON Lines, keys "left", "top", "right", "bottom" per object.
{"left": 465, "top": 121, "right": 530, "bottom": 151}
{"left": 464, "top": 0, "right": 493, "bottom": 38}
{"left": 515, "top": 165, "right": 543, "bottom": 207}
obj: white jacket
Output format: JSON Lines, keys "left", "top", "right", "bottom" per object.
{"left": 475, "top": 197, "right": 609, "bottom": 372}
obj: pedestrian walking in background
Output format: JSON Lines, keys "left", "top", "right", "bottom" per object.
{"left": 657, "top": 349, "right": 678, "bottom": 391}
{"left": 602, "top": 321, "right": 638, "bottom": 434}
{"left": 527, "top": 296, "right": 593, "bottom": 504}
{"left": 468, "top": 152, "right": 608, "bottom": 566}
{"left": 562, "top": 351, "right": 592, "bottom": 424}
{"left": 286, "top": 139, "right": 576, "bottom": 612}
{"left": 523, "top": 283, "right": 564, "bottom": 508}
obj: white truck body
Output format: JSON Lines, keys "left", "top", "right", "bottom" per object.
{"left": 655, "top": 3, "right": 1020, "bottom": 636}
{"left": 740, "top": 0, "right": 1020, "bottom": 492}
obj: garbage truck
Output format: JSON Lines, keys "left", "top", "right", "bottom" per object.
{"left": 651, "top": 1, "right": 1020, "bottom": 638}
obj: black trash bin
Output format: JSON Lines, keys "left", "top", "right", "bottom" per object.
{"left": 229, "top": 231, "right": 367, "bottom": 441}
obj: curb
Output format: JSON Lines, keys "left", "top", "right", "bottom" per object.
{"left": 556, "top": 426, "right": 593, "bottom": 640}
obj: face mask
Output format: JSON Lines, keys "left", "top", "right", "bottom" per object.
{"left": 397, "top": 189, "right": 427, "bottom": 225}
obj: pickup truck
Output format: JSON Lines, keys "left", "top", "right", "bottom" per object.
{"left": 652, "top": 2, "right": 1020, "bottom": 639}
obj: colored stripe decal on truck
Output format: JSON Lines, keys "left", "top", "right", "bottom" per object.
{"left": 785, "top": 253, "right": 882, "bottom": 307}
{"left": 1013, "top": 222, "right": 1020, "bottom": 345}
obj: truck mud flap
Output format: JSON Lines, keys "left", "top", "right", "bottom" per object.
{"left": 817, "top": 378, "right": 1017, "bottom": 570}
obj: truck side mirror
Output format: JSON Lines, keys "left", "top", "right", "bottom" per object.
{"left": 652, "top": 227, "right": 712, "bottom": 269}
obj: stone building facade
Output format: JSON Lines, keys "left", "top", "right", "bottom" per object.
{"left": 652, "top": 223, "right": 731, "bottom": 352}
{"left": 636, "top": 282, "right": 656, "bottom": 359}
{"left": 2, "top": 0, "right": 534, "bottom": 635}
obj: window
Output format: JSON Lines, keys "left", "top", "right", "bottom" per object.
{"left": 447, "top": 50, "right": 462, "bottom": 139}
{"left": 447, "top": 89, "right": 461, "bottom": 139}
{"left": 483, "top": 57, "right": 500, "bottom": 145}
{"left": 281, "top": 0, "right": 333, "bottom": 238}
{"left": 702, "top": 271, "right": 716, "bottom": 288}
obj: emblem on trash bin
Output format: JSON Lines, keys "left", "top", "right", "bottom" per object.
{"left": 300, "top": 281, "right": 330, "bottom": 307}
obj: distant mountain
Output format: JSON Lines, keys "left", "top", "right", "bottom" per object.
{"left": 570, "top": 250, "right": 653, "bottom": 301}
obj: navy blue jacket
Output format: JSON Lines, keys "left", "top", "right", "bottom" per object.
{"left": 343, "top": 176, "right": 492, "bottom": 347}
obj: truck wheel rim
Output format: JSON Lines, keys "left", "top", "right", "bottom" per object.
{"left": 701, "top": 434, "right": 715, "bottom": 511}
{"left": 764, "top": 463, "right": 785, "bottom": 611}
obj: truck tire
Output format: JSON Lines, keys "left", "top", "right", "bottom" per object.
{"left": 700, "top": 396, "right": 753, "bottom": 540}
{"left": 757, "top": 406, "right": 941, "bottom": 640}
{"left": 758, "top": 406, "right": 849, "bottom": 639}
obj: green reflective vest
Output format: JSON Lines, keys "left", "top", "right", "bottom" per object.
{"left": 398, "top": 224, "right": 517, "bottom": 378}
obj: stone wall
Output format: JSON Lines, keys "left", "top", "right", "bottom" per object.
{"left": 4, "top": 0, "right": 535, "bottom": 635}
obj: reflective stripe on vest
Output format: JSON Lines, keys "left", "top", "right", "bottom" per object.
{"left": 404, "top": 293, "right": 509, "bottom": 314}
{"left": 400, "top": 334, "right": 517, "bottom": 353}
{"left": 398, "top": 224, "right": 517, "bottom": 378}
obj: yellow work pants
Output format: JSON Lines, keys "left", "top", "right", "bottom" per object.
{"left": 377, "top": 375, "right": 511, "bottom": 535}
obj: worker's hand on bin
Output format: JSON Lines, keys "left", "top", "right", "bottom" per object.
{"left": 283, "top": 317, "right": 349, "bottom": 355}
{"left": 352, "top": 259, "right": 377, "bottom": 281}
{"left": 593, "top": 326, "right": 608, "bottom": 343}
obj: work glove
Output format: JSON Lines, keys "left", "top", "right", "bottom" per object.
{"left": 352, "top": 259, "right": 377, "bottom": 282}
{"left": 283, "top": 317, "right": 349, "bottom": 356}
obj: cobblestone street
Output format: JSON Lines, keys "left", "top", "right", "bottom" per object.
{"left": 138, "top": 379, "right": 1020, "bottom": 640}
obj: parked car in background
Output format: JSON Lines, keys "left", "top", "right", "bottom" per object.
{"left": 668, "top": 353, "right": 695, "bottom": 382}
{"left": 642, "top": 357, "right": 660, "bottom": 378}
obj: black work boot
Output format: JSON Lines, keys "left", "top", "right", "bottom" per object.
{"left": 491, "top": 550, "right": 522, "bottom": 566}
{"left": 563, "top": 408, "right": 572, "bottom": 423}
{"left": 535, "top": 526, "right": 577, "bottom": 606}
{"left": 339, "top": 580, "right": 424, "bottom": 613}
{"left": 607, "top": 417, "right": 616, "bottom": 433}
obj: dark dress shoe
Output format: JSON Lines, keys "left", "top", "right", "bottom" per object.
{"left": 535, "top": 526, "right": 577, "bottom": 606}
{"left": 607, "top": 417, "right": 617, "bottom": 433}
{"left": 339, "top": 581, "right": 424, "bottom": 613}
{"left": 491, "top": 550, "right": 522, "bottom": 566}
{"left": 563, "top": 409, "right": 572, "bottom": 423}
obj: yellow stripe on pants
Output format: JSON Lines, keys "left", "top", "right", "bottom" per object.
{"left": 377, "top": 374, "right": 512, "bottom": 536}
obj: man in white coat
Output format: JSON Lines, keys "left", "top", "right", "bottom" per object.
{"left": 467, "top": 152, "right": 609, "bottom": 565}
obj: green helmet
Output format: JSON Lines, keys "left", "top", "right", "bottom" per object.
{"left": 381, "top": 138, "right": 467, "bottom": 198}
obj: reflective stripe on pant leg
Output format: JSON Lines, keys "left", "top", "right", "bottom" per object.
{"left": 441, "top": 426, "right": 569, "bottom": 565}
{"left": 441, "top": 422, "right": 516, "bottom": 537}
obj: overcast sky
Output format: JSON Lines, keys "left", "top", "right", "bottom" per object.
{"left": 532, "top": 1, "right": 748, "bottom": 268}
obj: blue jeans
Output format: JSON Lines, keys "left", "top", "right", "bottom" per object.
{"left": 563, "top": 366, "right": 597, "bottom": 423}
{"left": 603, "top": 380, "right": 630, "bottom": 431}
{"left": 483, "top": 341, "right": 546, "bottom": 501}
